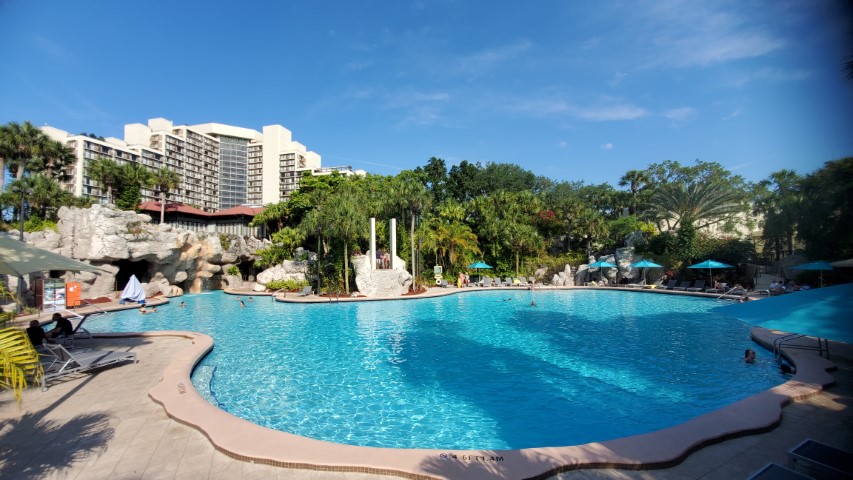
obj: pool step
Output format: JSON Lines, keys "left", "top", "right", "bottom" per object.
{"left": 193, "top": 365, "right": 222, "bottom": 406}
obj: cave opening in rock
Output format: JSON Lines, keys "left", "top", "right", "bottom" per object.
{"left": 115, "top": 259, "right": 151, "bottom": 292}
{"left": 237, "top": 260, "right": 257, "bottom": 281}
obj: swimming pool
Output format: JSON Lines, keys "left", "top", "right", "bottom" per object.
{"left": 86, "top": 290, "right": 784, "bottom": 450}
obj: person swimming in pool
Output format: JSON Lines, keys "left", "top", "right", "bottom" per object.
{"left": 744, "top": 349, "right": 756, "bottom": 363}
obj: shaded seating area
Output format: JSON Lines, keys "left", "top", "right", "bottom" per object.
{"left": 672, "top": 280, "right": 691, "bottom": 291}
{"left": 40, "top": 343, "right": 137, "bottom": 390}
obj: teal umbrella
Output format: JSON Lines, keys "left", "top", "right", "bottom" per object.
{"left": 588, "top": 259, "right": 617, "bottom": 283}
{"left": 792, "top": 260, "right": 833, "bottom": 287}
{"left": 467, "top": 261, "right": 493, "bottom": 284}
{"left": 687, "top": 259, "right": 734, "bottom": 282}
{"left": 629, "top": 259, "right": 663, "bottom": 283}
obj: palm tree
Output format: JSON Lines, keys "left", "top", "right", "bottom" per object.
{"left": 502, "top": 222, "right": 542, "bottom": 276}
{"left": 648, "top": 180, "right": 745, "bottom": 232}
{"left": 86, "top": 157, "right": 121, "bottom": 204}
{"left": 116, "top": 162, "right": 153, "bottom": 211}
{"left": 618, "top": 169, "right": 650, "bottom": 215}
{"left": 0, "top": 121, "right": 51, "bottom": 193}
{"left": 151, "top": 167, "right": 180, "bottom": 224}
{"left": 323, "top": 185, "right": 368, "bottom": 293}
{"left": 390, "top": 171, "right": 432, "bottom": 289}
{"left": 26, "top": 173, "right": 70, "bottom": 219}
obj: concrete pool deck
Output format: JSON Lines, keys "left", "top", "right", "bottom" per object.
{"left": 1, "top": 291, "right": 851, "bottom": 479}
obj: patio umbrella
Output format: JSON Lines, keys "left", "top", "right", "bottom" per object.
{"left": 588, "top": 259, "right": 617, "bottom": 283}
{"left": 792, "top": 260, "right": 833, "bottom": 288}
{"left": 0, "top": 235, "right": 101, "bottom": 276}
{"left": 629, "top": 259, "right": 663, "bottom": 283}
{"left": 467, "top": 261, "right": 493, "bottom": 284}
{"left": 687, "top": 259, "right": 733, "bottom": 282}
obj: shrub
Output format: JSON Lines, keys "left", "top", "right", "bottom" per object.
{"left": 226, "top": 265, "right": 240, "bottom": 276}
{"left": 219, "top": 234, "right": 232, "bottom": 251}
{"left": 23, "top": 217, "right": 58, "bottom": 233}
{"left": 263, "top": 279, "right": 308, "bottom": 291}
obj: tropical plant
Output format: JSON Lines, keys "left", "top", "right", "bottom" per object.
{"left": 797, "top": 157, "right": 853, "bottom": 259}
{"left": 86, "top": 156, "right": 122, "bottom": 204}
{"left": 226, "top": 265, "right": 240, "bottom": 276}
{"left": 389, "top": 171, "right": 432, "bottom": 289}
{"left": 647, "top": 180, "right": 745, "bottom": 232}
{"left": 0, "top": 121, "right": 51, "bottom": 192}
{"left": 0, "top": 327, "right": 43, "bottom": 404}
{"left": 151, "top": 167, "right": 180, "bottom": 224}
{"left": 618, "top": 169, "right": 650, "bottom": 215}
{"left": 752, "top": 169, "right": 802, "bottom": 260}
{"left": 115, "top": 162, "right": 152, "bottom": 210}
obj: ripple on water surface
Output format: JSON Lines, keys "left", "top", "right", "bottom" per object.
{"left": 87, "top": 290, "right": 785, "bottom": 450}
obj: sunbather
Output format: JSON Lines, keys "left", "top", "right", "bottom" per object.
{"left": 26, "top": 320, "right": 46, "bottom": 347}
{"left": 46, "top": 313, "right": 73, "bottom": 339}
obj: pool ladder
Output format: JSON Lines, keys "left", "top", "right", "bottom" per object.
{"left": 773, "top": 333, "right": 830, "bottom": 360}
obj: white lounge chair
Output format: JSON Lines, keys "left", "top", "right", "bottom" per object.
{"left": 297, "top": 286, "right": 313, "bottom": 296}
{"left": 40, "top": 343, "right": 137, "bottom": 389}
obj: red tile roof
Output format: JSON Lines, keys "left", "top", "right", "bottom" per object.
{"left": 137, "top": 201, "right": 263, "bottom": 218}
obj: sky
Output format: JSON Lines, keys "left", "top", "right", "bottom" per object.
{"left": 1, "top": 0, "right": 852, "bottom": 186}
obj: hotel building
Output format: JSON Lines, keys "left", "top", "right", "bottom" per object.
{"left": 42, "top": 118, "right": 364, "bottom": 212}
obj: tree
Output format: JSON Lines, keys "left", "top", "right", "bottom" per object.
{"left": 115, "top": 162, "right": 152, "bottom": 211}
{"left": 0, "top": 121, "right": 51, "bottom": 193}
{"left": 86, "top": 157, "right": 122, "bottom": 204}
{"left": 618, "top": 169, "right": 650, "bottom": 215}
{"left": 151, "top": 167, "right": 180, "bottom": 224}
{"left": 323, "top": 185, "right": 368, "bottom": 293}
{"left": 414, "top": 156, "right": 447, "bottom": 205}
{"left": 752, "top": 170, "right": 801, "bottom": 259}
{"left": 390, "top": 171, "right": 432, "bottom": 288}
{"left": 502, "top": 222, "right": 542, "bottom": 276}
{"left": 647, "top": 180, "right": 745, "bottom": 232}
{"left": 797, "top": 157, "right": 853, "bottom": 259}
{"left": 25, "top": 174, "right": 71, "bottom": 219}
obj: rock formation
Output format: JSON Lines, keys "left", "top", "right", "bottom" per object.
{"left": 7, "top": 204, "right": 263, "bottom": 305}
{"left": 351, "top": 254, "right": 412, "bottom": 297}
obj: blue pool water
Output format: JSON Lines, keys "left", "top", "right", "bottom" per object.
{"left": 86, "top": 290, "right": 785, "bottom": 450}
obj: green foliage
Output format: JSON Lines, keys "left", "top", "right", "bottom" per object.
{"left": 219, "top": 234, "right": 232, "bottom": 251}
{"left": 23, "top": 216, "right": 57, "bottom": 232}
{"left": 796, "top": 157, "right": 853, "bottom": 259}
{"left": 115, "top": 181, "right": 141, "bottom": 210}
{"left": 226, "top": 265, "right": 240, "bottom": 276}
{"left": 263, "top": 279, "right": 308, "bottom": 292}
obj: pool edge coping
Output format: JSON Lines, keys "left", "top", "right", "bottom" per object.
{"left": 103, "top": 326, "right": 836, "bottom": 479}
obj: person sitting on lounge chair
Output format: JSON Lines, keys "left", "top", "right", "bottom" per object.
{"left": 26, "top": 320, "right": 46, "bottom": 347}
{"left": 46, "top": 313, "right": 73, "bottom": 340}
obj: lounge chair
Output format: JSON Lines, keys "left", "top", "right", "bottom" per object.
{"left": 528, "top": 277, "right": 537, "bottom": 286}
{"left": 664, "top": 280, "right": 678, "bottom": 290}
{"left": 52, "top": 313, "right": 100, "bottom": 348}
{"left": 503, "top": 277, "right": 512, "bottom": 287}
{"left": 643, "top": 279, "right": 665, "bottom": 289}
{"left": 297, "top": 286, "right": 313, "bottom": 296}
{"left": 519, "top": 277, "right": 529, "bottom": 287}
{"left": 686, "top": 280, "right": 706, "bottom": 292}
{"left": 40, "top": 343, "right": 137, "bottom": 389}
{"left": 672, "top": 281, "right": 691, "bottom": 291}
{"left": 626, "top": 280, "right": 646, "bottom": 288}
{"left": 480, "top": 276, "right": 492, "bottom": 287}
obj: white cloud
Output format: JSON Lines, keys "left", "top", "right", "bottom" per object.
{"left": 508, "top": 97, "right": 648, "bottom": 122}
{"left": 609, "top": 72, "right": 627, "bottom": 87}
{"left": 557, "top": 141, "right": 568, "bottom": 148}
{"left": 664, "top": 107, "right": 696, "bottom": 121}
{"left": 723, "top": 108, "right": 743, "bottom": 120}
{"left": 726, "top": 67, "right": 812, "bottom": 88}
{"left": 456, "top": 39, "right": 533, "bottom": 75}
{"left": 637, "top": 1, "right": 785, "bottom": 69}
{"left": 574, "top": 104, "right": 648, "bottom": 122}
{"left": 601, "top": 143, "right": 614, "bottom": 150}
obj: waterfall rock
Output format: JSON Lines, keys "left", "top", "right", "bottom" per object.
{"left": 352, "top": 254, "right": 411, "bottom": 297}
{"left": 6, "top": 205, "right": 262, "bottom": 306}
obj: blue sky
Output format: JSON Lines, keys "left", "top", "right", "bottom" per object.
{"left": 2, "top": 0, "right": 851, "bottom": 185}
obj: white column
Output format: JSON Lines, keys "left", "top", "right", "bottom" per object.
{"left": 390, "top": 218, "right": 397, "bottom": 270}
{"left": 369, "top": 217, "right": 376, "bottom": 271}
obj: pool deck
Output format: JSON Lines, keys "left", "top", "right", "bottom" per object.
{"left": 1, "top": 288, "right": 851, "bottom": 479}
